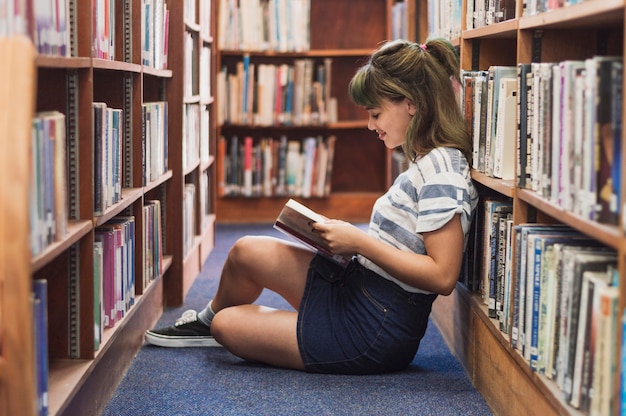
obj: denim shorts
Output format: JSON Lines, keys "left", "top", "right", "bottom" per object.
{"left": 297, "top": 255, "right": 438, "bottom": 375}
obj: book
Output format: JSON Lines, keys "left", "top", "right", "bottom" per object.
{"left": 575, "top": 270, "right": 611, "bottom": 411}
{"left": 274, "top": 198, "right": 351, "bottom": 267}
{"left": 591, "top": 285, "right": 619, "bottom": 415}
{"left": 516, "top": 63, "right": 532, "bottom": 189}
{"left": 485, "top": 65, "right": 516, "bottom": 177}
{"left": 32, "top": 279, "right": 49, "bottom": 416}
{"left": 491, "top": 77, "right": 517, "bottom": 179}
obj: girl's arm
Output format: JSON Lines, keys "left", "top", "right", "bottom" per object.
{"left": 312, "top": 215, "right": 464, "bottom": 295}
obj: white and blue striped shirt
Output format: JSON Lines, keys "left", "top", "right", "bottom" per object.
{"left": 357, "top": 147, "right": 479, "bottom": 294}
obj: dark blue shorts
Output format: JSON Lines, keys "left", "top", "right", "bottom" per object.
{"left": 297, "top": 255, "right": 437, "bottom": 375}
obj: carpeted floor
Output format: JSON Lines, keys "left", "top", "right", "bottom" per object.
{"left": 102, "top": 223, "right": 493, "bottom": 416}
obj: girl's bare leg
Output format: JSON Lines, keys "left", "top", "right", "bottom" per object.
{"left": 209, "top": 235, "right": 315, "bottom": 370}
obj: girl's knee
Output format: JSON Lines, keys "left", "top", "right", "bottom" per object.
{"left": 229, "top": 235, "right": 265, "bottom": 257}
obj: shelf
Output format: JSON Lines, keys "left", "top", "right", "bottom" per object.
{"left": 219, "top": 48, "right": 377, "bottom": 57}
{"left": 463, "top": 18, "right": 519, "bottom": 39}
{"left": 219, "top": 120, "right": 369, "bottom": 131}
{"left": 92, "top": 58, "right": 142, "bottom": 73}
{"left": 518, "top": 0, "right": 624, "bottom": 30}
{"left": 31, "top": 220, "right": 93, "bottom": 273}
{"left": 517, "top": 189, "right": 622, "bottom": 249}
{"left": 216, "top": 192, "right": 378, "bottom": 223}
{"left": 471, "top": 170, "right": 516, "bottom": 198}
{"left": 35, "top": 56, "right": 92, "bottom": 69}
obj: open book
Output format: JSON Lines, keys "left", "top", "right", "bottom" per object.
{"left": 273, "top": 199, "right": 351, "bottom": 267}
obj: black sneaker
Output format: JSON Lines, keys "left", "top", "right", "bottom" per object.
{"left": 145, "top": 309, "right": 221, "bottom": 347}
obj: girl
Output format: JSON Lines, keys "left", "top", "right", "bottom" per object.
{"left": 146, "top": 38, "right": 478, "bottom": 375}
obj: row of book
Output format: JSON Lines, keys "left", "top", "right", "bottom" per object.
{"left": 184, "top": 31, "right": 198, "bottom": 97}
{"left": 460, "top": 56, "right": 623, "bottom": 226}
{"left": 93, "top": 103, "right": 123, "bottom": 216}
{"left": 93, "top": 0, "right": 116, "bottom": 60}
{"left": 30, "top": 111, "right": 68, "bottom": 256}
{"left": 183, "top": 176, "right": 214, "bottom": 256}
{"left": 184, "top": 0, "right": 197, "bottom": 25}
{"left": 1, "top": 0, "right": 71, "bottom": 56}
{"left": 199, "top": 170, "right": 212, "bottom": 232}
{"left": 461, "top": 66, "right": 517, "bottom": 181}
{"left": 183, "top": 103, "right": 212, "bottom": 171}
{"left": 466, "top": 198, "right": 620, "bottom": 414}
{"left": 218, "top": 134, "right": 336, "bottom": 198}
{"left": 464, "top": 0, "right": 595, "bottom": 32}
{"left": 199, "top": 45, "right": 212, "bottom": 101}
{"left": 95, "top": 208, "right": 164, "bottom": 342}
{"left": 183, "top": 183, "right": 196, "bottom": 257}
{"left": 217, "top": 57, "right": 336, "bottom": 127}
{"left": 141, "top": 0, "right": 170, "bottom": 69}
{"left": 143, "top": 200, "right": 164, "bottom": 289}
{"left": 428, "top": 0, "right": 462, "bottom": 41}
{"left": 391, "top": 1, "right": 409, "bottom": 41}
{"left": 95, "top": 216, "right": 136, "bottom": 333}
{"left": 523, "top": 0, "right": 594, "bottom": 17}
{"left": 142, "top": 101, "right": 169, "bottom": 185}
{"left": 217, "top": 0, "right": 310, "bottom": 52}
{"left": 465, "top": 0, "right": 514, "bottom": 30}
{"left": 520, "top": 58, "right": 622, "bottom": 225}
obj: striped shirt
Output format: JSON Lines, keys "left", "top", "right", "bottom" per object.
{"left": 357, "top": 147, "right": 478, "bottom": 294}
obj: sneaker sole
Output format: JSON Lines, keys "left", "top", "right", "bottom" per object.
{"left": 145, "top": 331, "right": 222, "bottom": 348}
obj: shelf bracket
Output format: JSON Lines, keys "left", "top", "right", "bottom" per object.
{"left": 68, "top": 0, "right": 77, "bottom": 57}
{"left": 68, "top": 243, "right": 80, "bottom": 359}
{"left": 532, "top": 30, "right": 543, "bottom": 63}
{"left": 66, "top": 70, "right": 80, "bottom": 220}
{"left": 124, "top": 73, "right": 133, "bottom": 187}
{"left": 123, "top": 0, "right": 132, "bottom": 63}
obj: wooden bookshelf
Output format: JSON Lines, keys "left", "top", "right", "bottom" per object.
{"left": 0, "top": 0, "right": 216, "bottom": 414}
{"left": 428, "top": 1, "right": 626, "bottom": 415}
{"left": 213, "top": 0, "right": 394, "bottom": 223}
{"left": 164, "top": 0, "right": 217, "bottom": 306}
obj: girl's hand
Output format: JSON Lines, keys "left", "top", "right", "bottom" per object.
{"left": 310, "top": 220, "right": 367, "bottom": 256}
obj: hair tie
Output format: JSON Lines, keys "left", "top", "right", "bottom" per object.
{"left": 419, "top": 43, "right": 427, "bottom": 51}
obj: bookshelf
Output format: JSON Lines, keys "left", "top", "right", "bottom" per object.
{"left": 164, "top": 0, "right": 217, "bottom": 306}
{"left": 213, "top": 0, "right": 394, "bottom": 223}
{"left": 427, "top": 1, "right": 626, "bottom": 415}
{"left": 0, "top": 0, "right": 216, "bottom": 414}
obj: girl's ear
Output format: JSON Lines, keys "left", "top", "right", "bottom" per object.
{"left": 407, "top": 100, "right": 417, "bottom": 116}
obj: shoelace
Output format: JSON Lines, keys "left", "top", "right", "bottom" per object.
{"left": 175, "top": 309, "right": 197, "bottom": 326}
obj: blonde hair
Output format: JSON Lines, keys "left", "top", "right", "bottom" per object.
{"left": 348, "top": 38, "right": 471, "bottom": 164}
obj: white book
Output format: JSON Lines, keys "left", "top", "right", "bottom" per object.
{"left": 492, "top": 78, "right": 517, "bottom": 179}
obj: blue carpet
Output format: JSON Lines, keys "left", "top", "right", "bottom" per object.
{"left": 102, "top": 223, "right": 492, "bottom": 416}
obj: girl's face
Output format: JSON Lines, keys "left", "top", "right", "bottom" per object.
{"left": 366, "top": 98, "right": 416, "bottom": 149}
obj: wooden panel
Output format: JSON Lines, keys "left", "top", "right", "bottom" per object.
{"left": 431, "top": 289, "right": 475, "bottom": 375}
{"left": 472, "top": 318, "right": 558, "bottom": 416}
{"left": 309, "top": 0, "right": 388, "bottom": 50}
{"left": 0, "top": 35, "right": 37, "bottom": 416}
